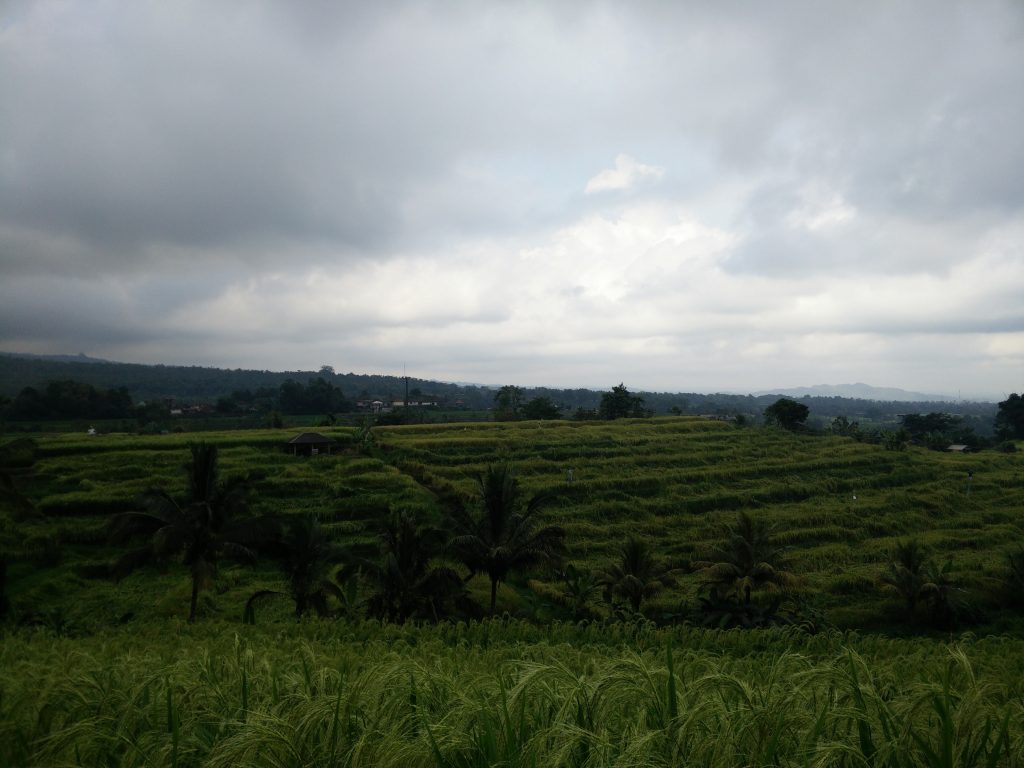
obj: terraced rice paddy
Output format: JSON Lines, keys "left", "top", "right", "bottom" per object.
{"left": 5, "top": 417, "right": 1022, "bottom": 629}
{"left": 3, "top": 418, "right": 1024, "bottom": 765}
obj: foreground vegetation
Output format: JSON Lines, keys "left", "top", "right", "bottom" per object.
{"left": 3, "top": 619, "right": 1024, "bottom": 767}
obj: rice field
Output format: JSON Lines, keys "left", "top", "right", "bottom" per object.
{"left": 2, "top": 619, "right": 1024, "bottom": 767}
{"left": 3, "top": 418, "right": 1024, "bottom": 765}
{"left": 5, "top": 417, "right": 1023, "bottom": 630}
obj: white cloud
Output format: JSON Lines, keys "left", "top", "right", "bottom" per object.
{"left": 2, "top": 1, "right": 1023, "bottom": 396}
{"left": 584, "top": 154, "right": 665, "bottom": 194}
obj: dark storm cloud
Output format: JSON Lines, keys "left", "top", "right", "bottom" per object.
{"left": 4, "top": 1, "right": 1022, "bottom": 274}
{"left": 0, "top": 0, "right": 1022, "bottom": 395}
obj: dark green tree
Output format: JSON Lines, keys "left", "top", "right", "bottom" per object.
{"left": 0, "top": 556, "right": 8, "bottom": 621}
{"left": 1003, "top": 547, "right": 1024, "bottom": 610}
{"left": 598, "top": 537, "right": 676, "bottom": 614}
{"left": 697, "top": 512, "right": 797, "bottom": 605}
{"left": 995, "top": 393, "right": 1024, "bottom": 439}
{"left": 830, "top": 415, "right": 861, "bottom": 439}
{"left": 449, "top": 464, "right": 566, "bottom": 615}
{"left": 763, "top": 398, "right": 809, "bottom": 430}
{"left": 901, "top": 413, "right": 959, "bottom": 442}
{"left": 560, "top": 564, "right": 601, "bottom": 619}
{"left": 493, "top": 385, "right": 524, "bottom": 421}
{"left": 521, "top": 396, "right": 561, "bottom": 420}
{"left": 8, "top": 381, "right": 134, "bottom": 420}
{"left": 882, "top": 428, "right": 909, "bottom": 451}
{"left": 878, "top": 539, "right": 929, "bottom": 617}
{"left": 0, "top": 438, "right": 36, "bottom": 521}
{"left": 879, "top": 539, "right": 963, "bottom": 627}
{"left": 599, "top": 384, "right": 647, "bottom": 420}
{"left": 357, "top": 509, "right": 466, "bottom": 623}
{"left": 244, "top": 516, "right": 349, "bottom": 621}
{"left": 919, "top": 558, "right": 962, "bottom": 629}
{"left": 110, "top": 443, "right": 275, "bottom": 623}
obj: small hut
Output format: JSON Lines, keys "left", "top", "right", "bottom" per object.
{"left": 286, "top": 432, "right": 336, "bottom": 456}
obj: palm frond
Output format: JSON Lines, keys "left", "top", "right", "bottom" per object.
{"left": 242, "top": 589, "right": 286, "bottom": 624}
{"left": 108, "top": 511, "right": 170, "bottom": 544}
{"left": 111, "top": 546, "right": 155, "bottom": 581}
{"left": 222, "top": 541, "right": 257, "bottom": 564}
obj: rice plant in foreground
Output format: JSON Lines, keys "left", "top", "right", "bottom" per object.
{"left": 2, "top": 622, "right": 1022, "bottom": 767}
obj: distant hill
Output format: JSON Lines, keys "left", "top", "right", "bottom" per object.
{"left": 1, "top": 351, "right": 112, "bottom": 365}
{"left": 0, "top": 352, "right": 499, "bottom": 408}
{"left": 754, "top": 383, "right": 957, "bottom": 402}
{"left": 0, "top": 353, "right": 998, "bottom": 432}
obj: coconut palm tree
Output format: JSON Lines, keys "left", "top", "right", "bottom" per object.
{"left": 919, "top": 558, "right": 962, "bottom": 629}
{"left": 110, "top": 443, "right": 275, "bottom": 623}
{"left": 354, "top": 509, "right": 467, "bottom": 623}
{"left": 449, "top": 464, "right": 566, "bottom": 615}
{"left": 0, "top": 438, "right": 36, "bottom": 521}
{"left": 561, "top": 563, "right": 601, "bottom": 619}
{"left": 244, "top": 515, "right": 351, "bottom": 622}
{"left": 879, "top": 540, "right": 963, "bottom": 626}
{"left": 1004, "top": 546, "right": 1024, "bottom": 609}
{"left": 0, "top": 556, "right": 9, "bottom": 621}
{"left": 598, "top": 537, "right": 676, "bottom": 614}
{"left": 878, "top": 538, "right": 929, "bottom": 618}
{"left": 697, "top": 512, "right": 798, "bottom": 605}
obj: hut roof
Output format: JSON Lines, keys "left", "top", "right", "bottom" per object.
{"left": 286, "top": 432, "right": 336, "bottom": 445}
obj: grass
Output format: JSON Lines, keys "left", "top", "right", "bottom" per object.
{"left": 1, "top": 620, "right": 1023, "bottom": 766}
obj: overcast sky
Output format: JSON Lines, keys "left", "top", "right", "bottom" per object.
{"left": 1, "top": 1, "right": 1022, "bottom": 398}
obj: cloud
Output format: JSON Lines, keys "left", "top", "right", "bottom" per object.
{"left": 1, "top": 1, "right": 1023, "bottom": 397}
{"left": 585, "top": 155, "right": 665, "bottom": 194}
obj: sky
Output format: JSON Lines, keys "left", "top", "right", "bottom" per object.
{"left": 1, "top": 1, "right": 1023, "bottom": 399}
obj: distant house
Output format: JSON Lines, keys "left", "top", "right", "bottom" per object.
{"left": 355, "top": 397, "right": 388, "bottom": 413}
{"left": 286, "top": 432, "right": 336, "bottom": 456}
{"left": 947, "top": 444, "right": 970, "bottom": 453}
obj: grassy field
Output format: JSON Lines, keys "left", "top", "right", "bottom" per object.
{"left": 3, "top": 619, "right": 1024, "bottom": 767}
{"left": 3, "top": 417, "right": 1024, "bottom": 765}
{"left": 3, "top": 417, "right": 1023, "bottom": 631}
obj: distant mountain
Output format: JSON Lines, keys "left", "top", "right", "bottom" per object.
{"left": 0, "top": 351, "right": 113, "bottom": 364}
{"left": 753, "top": 383, "right": 956, "bottom": 402}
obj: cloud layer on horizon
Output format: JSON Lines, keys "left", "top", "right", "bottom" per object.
{"left": 1, "top": 1, "right": 1022, "bottom": 397}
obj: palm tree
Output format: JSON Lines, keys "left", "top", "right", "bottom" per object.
{"left": 598, "top": 537, "right": 676, "bottom": 614}
{"left": 110, "top": 443, "right": 275, "bottom": 623}
{"left": 919, "top": 558, "right": 961, "bottom": 629}
{"left": 244, "top": 515, "right": 351, "bottom": 622}
{"left": 449, "top": 464, "right": 566, "bottom": 615}
{"left": 0, "top": 438, "right": 37, "bottom": 521}
{"left": 697, "top": 512, "right": 797, "bottom": 605}
{"left": 1004, "top": 547, "right": 1024, "bottom": 609}
{"left": 878, "top": 539, "right": 929, "bottom": 618}
{"left": 0, "top": 556, "right": 9, "bottom": 621}
{"left": 355, "top": 509, "right": 466, "bottom": 623}
{"left": 879, "top": 540, "right": 963, "bottom": 626}
{"left": 561, "top": 563, "right": 601, "bottom": 619}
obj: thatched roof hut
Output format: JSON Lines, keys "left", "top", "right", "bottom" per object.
{"left": 285, "top": 432, "right": 336, "bottom": 456}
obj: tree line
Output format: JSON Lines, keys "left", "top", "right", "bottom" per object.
{"left": 3, "top": 376, "right": 1019, "bottom": 455}
{"left": 1, "top": 353, "right": 1003, "bottom": 425}
{"left": 0, "top": 375, "right": 358, "bottom": 422}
